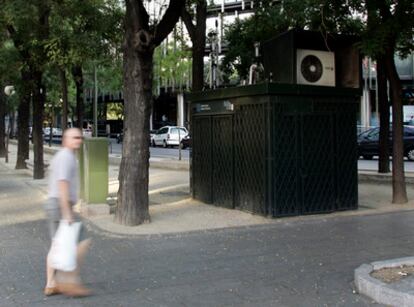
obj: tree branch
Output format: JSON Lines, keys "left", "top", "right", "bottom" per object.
{"left": 6, "top": 24, "right": 32, "bottom": 61}
{"left": 181, "top": 6, "right": 196, "bottom": 40}
{"left": 153, "top": 0, "right": 185, "bottom": 47}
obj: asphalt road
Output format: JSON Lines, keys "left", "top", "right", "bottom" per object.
{"left": 3, "top": 161, "right": 412, "bottom": 306}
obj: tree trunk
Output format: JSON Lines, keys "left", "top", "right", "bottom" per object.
{"left": 190, "top": 8, "right": 207, "bottom": 91}
{"left": 59, "top": 66, "right": 69, "bottom": 129}
{"left": 15, "top": 75, "right": 31, "bottom": 169}
{"left": 32, "top": 71, "right": 45, "bottom": 179}
{"left": 72, "top": 65, "right": 84, "bottom": 128}
{"left": 0, "top": 91, "right": 6, "bottom": 158}
{"left": 116, "top": 0, "right": 184, "bottom": 225}
{"left": 384, "top": 49, "right": 407, "bottom": 203}
{"left": 115, "top": 37, "right": 152, "bottom": 226}
{"left": 192, "top": 36, "right": 206, "bottom": 91}
{"left": 377, "top": 56, "right": 390, "bottom": 173}
{"left": 9, "top": 111, "right": 15, "bottom": 139}
{"left": 181, "top": 0, "right": 207, "bottom": 92}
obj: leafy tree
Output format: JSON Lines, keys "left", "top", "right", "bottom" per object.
{"left": 0, "top": 37, "right": 20, "bottom": 158}
{"left": 362, "top": 0, "right": 414, "bottom": 203}
{"left": 45, "top": 0, "right": 123, "bottom": 129}
{"left": 1, "top": 0, "right": 51, "bottom": 176}
{"left": 116, "top": 0, "right": 185, "bottom": 226}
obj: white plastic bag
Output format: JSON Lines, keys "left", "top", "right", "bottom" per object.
{"left": 49, "top": 220, "right": 82, "bottom": 272}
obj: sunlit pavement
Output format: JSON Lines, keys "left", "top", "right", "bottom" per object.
{"left": 4, "top": 159, "right": 414, "bottom": 306}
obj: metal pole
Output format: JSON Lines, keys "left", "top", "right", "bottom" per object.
{"left": 178, "top": 128, "right": 182, "bottom": 161}
{"left": 94, "top": 65, "right": 98, "bottom": 137}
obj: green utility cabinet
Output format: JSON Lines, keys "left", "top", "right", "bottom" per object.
{"left": 188, "top": 83, "right": 360, "bottom": 217}
{"left": 80, "top": 137, "right": 108, "bottom": 204}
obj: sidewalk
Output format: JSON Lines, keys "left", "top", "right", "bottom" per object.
{"left": 4, "top": 143, "right": 273, "bottom": 236}
{"left": 4, "top": 141, "right": 414, "bottom": 238}
{"left": 4, "top": 158, "right": 414, "bottom": 305}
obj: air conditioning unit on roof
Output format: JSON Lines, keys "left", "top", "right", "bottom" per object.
{"left": 296, "top": 49, "right": 335, "bottom": 87}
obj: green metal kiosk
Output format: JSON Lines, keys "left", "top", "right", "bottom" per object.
{"left": 188, "top": 30, "right": 361, "bottom": 217}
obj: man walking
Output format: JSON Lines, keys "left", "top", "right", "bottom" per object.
{"left": 44, "top": 128, "right": 91, "bottom": 297}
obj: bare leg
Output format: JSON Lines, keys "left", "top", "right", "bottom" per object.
{"left": 44, "top": 248, "right": 61, "bottom": 296}
{"left": 46, "top": 249, "right": 56, "bottom": 288}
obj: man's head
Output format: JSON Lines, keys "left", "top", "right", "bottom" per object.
{"left": 62, "top": 128, "right": 83, "bottom": 150}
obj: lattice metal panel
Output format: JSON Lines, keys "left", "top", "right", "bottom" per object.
{"left": 272, "top": 109, "right": 300, "bottom": 217}
{"left": 301, "top": 113, "right": 336, "bottom": 214}
{"left": 334, "top": 102, "right": 358, "bottom": 210}
{"left": 234, "top": 103, "right": 267, "bottom": 214}
{"left": 192, "top": 116, "right": 212, "bottom": 203}
{"left": 314, "top": 99, "right": 358, "bottom": 210}
{"left": 212, "top": 116, "right": 234, "bottom": 208}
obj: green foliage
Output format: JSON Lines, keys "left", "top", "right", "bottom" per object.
{"left": 46, "top": 0, "right": 123, "bottom": 68}
{"left": 362, "top": 0, "right": 414, "bottom": 59}
{"left": 153, "top": 41, "right": 192, "bottom": 91}
{"left": 96, "top": 59, "right": 123, "bottom": 93}
{"left": 0, "top": 1, "right": 46, "bottom": 72}
{"left": 0, "top": 0, "right": 124, "bottom": 120}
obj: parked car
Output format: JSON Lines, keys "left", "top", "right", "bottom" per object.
{"left": 152, "top": 126, "right": 188, "bottom": 148}
{"left": 180, "top": 134, "right": 191, "bottom": 149}
{"left": 150, "top": 129, "right": 157, "bottom": 145}
{"left": 357, "top": 126, "right": 414, "bottom": 161}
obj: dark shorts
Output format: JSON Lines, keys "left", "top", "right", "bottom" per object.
{"left": 44, "top": 198, "right": 86, "bottom": 242}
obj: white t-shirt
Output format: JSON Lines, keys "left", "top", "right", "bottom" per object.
{"left": 48, "top": 148, "right": 79, "bottom": 205}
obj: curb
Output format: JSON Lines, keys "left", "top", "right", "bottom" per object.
{"left": 359, "top": 171, "right": 414, "bottom": 184}
{"left": 354, "top": 257, "right": 414, "bottom": 307}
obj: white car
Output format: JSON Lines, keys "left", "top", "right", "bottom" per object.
{"left": 152, "top": 126, "right": 188, "bottom": 148}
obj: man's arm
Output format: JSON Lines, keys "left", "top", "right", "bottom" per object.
{"left": 58, "top": 180, "right": 73, "bottom": 223}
